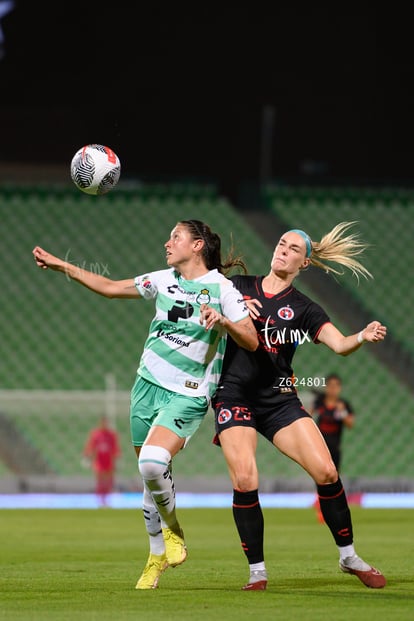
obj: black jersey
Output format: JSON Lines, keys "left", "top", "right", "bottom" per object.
{"left": 220, "top": 275, "right": 330, "bottom": 393}
{"left": 313, "top": 395, "right": 353, "bottom": 442}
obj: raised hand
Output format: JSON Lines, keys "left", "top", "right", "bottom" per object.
{"left": 32, "top": 246, "right": 64, "bottom": 271}
{"left": 360, "top": 321, "right": 387, "bottom": 343}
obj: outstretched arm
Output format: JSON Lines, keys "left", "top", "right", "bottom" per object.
{"left": 199, "top": 304, "right": 258, "bottom": 351}
{"left": 317, "top": 321, "right": 387, "bottom": 356}
{"left": 32, "top": 246, "right": 139, "bottom": 299}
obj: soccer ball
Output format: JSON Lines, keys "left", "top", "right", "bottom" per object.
{"left": 70, "top": 144, "right": 121, "bottom": 195}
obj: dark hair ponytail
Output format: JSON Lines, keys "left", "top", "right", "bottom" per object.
{"left": 180, "top": 219, "right": 247, "bottom": 275}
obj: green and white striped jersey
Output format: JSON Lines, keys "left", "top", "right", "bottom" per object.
{"left": 134, "top": 268, "right": 248, "bottom": 398}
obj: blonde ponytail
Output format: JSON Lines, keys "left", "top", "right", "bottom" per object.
{"left": 310, "top": 221, "right": 372, "bottom": 280}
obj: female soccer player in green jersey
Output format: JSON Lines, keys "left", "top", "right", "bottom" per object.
{"left": 33, "top": 219, "right": 258, "bottom": 590}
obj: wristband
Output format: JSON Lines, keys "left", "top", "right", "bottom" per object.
{"left": 357, "top": 330, "right": 365, "bottom": 344}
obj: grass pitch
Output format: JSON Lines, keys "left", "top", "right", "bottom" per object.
{"left": 0, "top": 507, "right": 412, "bottom": 621}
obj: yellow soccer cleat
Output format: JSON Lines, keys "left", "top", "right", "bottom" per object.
{"left": 162, "top": 527, "right": 187, "bottom": 567}
{"left": 135, "top": 553, "right": 169, "bottom": 590}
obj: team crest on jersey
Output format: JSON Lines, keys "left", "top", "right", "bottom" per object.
{"left": 277, "top": 306, "right": 295, "bottom": 320}
{"left": 217, "top": 408, "right": 232, "bottom": 424}
{"left": 196, "top": 288, "right": 211, "bottom": 305}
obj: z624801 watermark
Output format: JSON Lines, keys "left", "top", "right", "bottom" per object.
{"left": 278, "top": 376, "right": 326, "bottom": 388}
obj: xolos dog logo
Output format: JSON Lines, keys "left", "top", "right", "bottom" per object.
{"left": 218, "top": 408, "right": 232, "bottom": 424}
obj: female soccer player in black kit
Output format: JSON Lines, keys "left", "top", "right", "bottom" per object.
{"left": 212, "top": 222, "right": 387, "bottom": 591}
{"left": 311, "top": 373, "right": 355, "bottom": 471}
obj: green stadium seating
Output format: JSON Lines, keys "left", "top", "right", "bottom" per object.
{"left": 0, "top": 184, "right": 413, "bottom": 487}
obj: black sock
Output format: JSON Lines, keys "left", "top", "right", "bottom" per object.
{"left": 317, "top": 478, "right": 353, "bottom": 547}
{"left": 232, "top": 489, "right": 264, "bottom": 564}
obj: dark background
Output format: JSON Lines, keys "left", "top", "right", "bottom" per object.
{"left": 1, "top": 2, "right": 413, "bottom": 197}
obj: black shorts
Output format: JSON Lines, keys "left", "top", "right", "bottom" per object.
{"left": 212, "top": 384, "right": 311, "bottom": 443}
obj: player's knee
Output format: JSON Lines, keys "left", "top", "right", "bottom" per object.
{"left": 314, "top": 461, "right": 338, "bottom": 485}
{"left": 138, "top": 445, "right": 172, "bottom": 480}
{"left": 235, "top": 478, "right": 256, "bottom": 492}
{"left": 232, "top": 464, "right": 258, "bottom": 492}
{"left": 138, "top": 458, "right": 165, "bottom": 480}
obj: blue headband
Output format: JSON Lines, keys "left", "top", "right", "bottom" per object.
{"left": 287, "top": 229, "right": 312, "bottom": 257}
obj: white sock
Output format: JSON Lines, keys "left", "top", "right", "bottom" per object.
{"left": 139, "top": 445, "right": 180, "bottom": 532}
{"left": 339, "top": 544, "right": 371, "bottom": 571}
{"left": 338, "top": 544, "right": 356, "bottom": 561}
{"left": 142, "top": 484, "right": 165, "bottom": 556}
{"left": 249, "top": 562, "right": 266, "bottom": 573}
{"left": 248, "top": 562, "right": 267, "bottom": 583}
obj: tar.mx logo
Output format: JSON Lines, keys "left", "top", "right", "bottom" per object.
{"left": 64, "top": 248, "right": 110, "bottom": 282}
{"left": 261, "top": 316, "right": 311, "bottom": 348}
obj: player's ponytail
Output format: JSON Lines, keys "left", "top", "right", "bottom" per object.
{"left": 309, "top": 221, "right": 372, "bottom": 280}
{"left": 180, "top": 220, "right": 247, "bottom": 275}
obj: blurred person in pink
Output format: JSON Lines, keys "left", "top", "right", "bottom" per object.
{"left": 83, "top": 416, "right": 121, "bottom": 504}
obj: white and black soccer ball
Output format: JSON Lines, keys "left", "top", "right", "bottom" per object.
{"left": 70, "top": 144, "right": 121, "bottom": 195}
